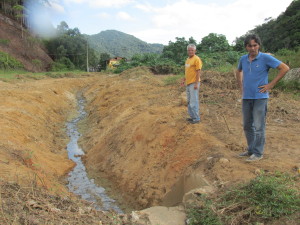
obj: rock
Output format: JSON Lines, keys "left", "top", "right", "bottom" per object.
{"left": 219, "top": 158, "right": 230, "bottom": 163}
{"left": 183, "top": 186, "right": 214, "bottom": 207}
{"left": 254, "top": 168, "right": 262, "bottom": 175}
{"left": 283, "top": 68, "right": 300, "bottom": 82}
{"left": 180, "top": 92, "right": 187, "bottom": 106}
{"left": 131, "top": 206, "right": 186, "bottom": 225}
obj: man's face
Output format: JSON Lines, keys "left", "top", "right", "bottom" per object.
{"left": 246, "top": 40, "right": 260, "bottom": 57}
{"left": 187, "top": 47, "right": 196, "bottom": 57}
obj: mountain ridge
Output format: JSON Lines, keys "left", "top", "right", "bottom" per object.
{"left": 86, "top": 30, "right": 164, "bottom": 59}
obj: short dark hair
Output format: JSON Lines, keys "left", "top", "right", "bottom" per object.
{"left": 244, "top": 34, "right": 262, "bottom": 47}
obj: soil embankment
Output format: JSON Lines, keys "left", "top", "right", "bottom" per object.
{"left": 0, "top": 77, "right": 89, "bottom": 192}
{"left": 79, "top": 68, "right": 300, "bottom": 210}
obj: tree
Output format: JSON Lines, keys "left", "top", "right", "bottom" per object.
{"left": 57, "top": 21, "right": 69, "bottom": 35}
{"left": 162, "top": 37, "right": 190, "bottom": 64}
{"left": 99, "top": 53, "right": 110, "bottom": 70}
{"left": 236, "top": 0, "right": 300, "bottom": 52}
{"left": 198, "top": 33, "right": 230, "bottom": 53}
{"left": 44, "top": 21, "right": 99, "bottom": 70}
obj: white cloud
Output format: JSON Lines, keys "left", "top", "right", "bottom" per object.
{"left": 135, "top": 2, "right": 154, "bottom": 12}
{"left": 95, "top": 12, "right": 110, "bottom": 19}
{"left": 117, "top": 11, "right": 134, "bottom": 20}
{"left": 64, "top": 0, "right": 135, "bottom": 8}
{"left": 49, "top": 2, "right": 65, "bottom": 13}
{"left": 134, "top": 0, "right": 293, "bottom": 44}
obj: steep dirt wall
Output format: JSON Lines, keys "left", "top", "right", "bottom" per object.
{"left": 80, "top": 70, "right": 225, "bottom": 209}
{"left": 0, "top": 13, "right": 53, "bottom": 72}
{"left": 0, "top": 78, "right": 90, "bottom": 193}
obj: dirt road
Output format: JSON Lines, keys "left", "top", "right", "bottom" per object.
{"left": 0, "top": 68, "right": 299, "bottom": 213}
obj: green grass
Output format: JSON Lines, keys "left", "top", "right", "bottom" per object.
{"left": 186, "top": 173, "right": 300, "bottom": 225}
{"left": 187, "top": 198, "right": 222, "bottom": 225}
{"left": 163, "top": 73, "right": 184, "bottom": 86}
{"left": 0, "top": 70, "right": 93, "bottom": 81}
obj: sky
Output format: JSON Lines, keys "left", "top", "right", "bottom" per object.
{"left": 28, "top": 0, "right": 294, "bottom": 45}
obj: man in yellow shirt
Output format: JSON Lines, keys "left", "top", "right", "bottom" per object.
{"left": 185, "top": 44, "right": 203, "bottom": 124}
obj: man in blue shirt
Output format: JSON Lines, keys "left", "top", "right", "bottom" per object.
{"left": 236, "top": 34, "right": 289, "bottom": 162}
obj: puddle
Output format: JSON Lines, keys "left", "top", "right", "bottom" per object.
{"left": 66, "top": 95, "right": 123, "bottom": 213}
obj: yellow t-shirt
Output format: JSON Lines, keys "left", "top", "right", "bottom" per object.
{"left": 185, "top": 55, "right": 203, "bottom": 85}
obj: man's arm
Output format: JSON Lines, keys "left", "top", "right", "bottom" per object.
{"left": 236, "top": 69, "right": 243, "bottom": 94}
{"left": 258, "top": 63, "right": 290, "bottom": 93}
{"left": 194, "top": 69, "right": 201, "bottom": 89}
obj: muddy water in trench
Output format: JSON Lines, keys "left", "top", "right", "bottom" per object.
{"left": 66, "top": 96, "right": 123, "bottom": 213}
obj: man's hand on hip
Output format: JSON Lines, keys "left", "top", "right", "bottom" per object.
{"left": 194, "top": 83, "right": 198, "bottom": 89}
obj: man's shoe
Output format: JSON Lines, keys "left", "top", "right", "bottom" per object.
{"left": 238, "top": 151, "right": 251, "bottom": 157}
{"left": 186, "top": 118, "right": 193, "bottom": 122}
{"left": 246, "top": 154, "right": 263, "bottom": 162}
{"left": 189, "top": 120, "right": 200, "bottom": 124}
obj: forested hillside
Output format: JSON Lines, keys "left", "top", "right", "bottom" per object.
{"left": 235, "top": 0, "right": 300, "bottom": 52}
{"left": 86, "top": 30, "right": 164, "bottom": 59}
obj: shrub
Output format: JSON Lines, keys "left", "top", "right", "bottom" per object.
{"left": 50, "top": 57, "right": 75, "bottom": 71}
{"left": 187, "top": 198, "right": 222, "bottom": 225}
{"left": 0, "top": 51, "right": 23, "bottom": 70}
{"left": 186, "top": 173, "right": 300, "bottom": 224}
{"left": 222, "top": 173, "right": 300, "bottom": 221}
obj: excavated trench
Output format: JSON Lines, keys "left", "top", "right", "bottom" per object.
{"left": 66, "top": 95, "right": 123, "bottom": 213}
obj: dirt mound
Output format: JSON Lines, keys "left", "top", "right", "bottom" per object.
{"left": 0, "top": 13, "right": 53, "bottom": 72}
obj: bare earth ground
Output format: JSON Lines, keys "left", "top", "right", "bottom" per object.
{"left": 0, "top": 68, "right": 299, "bottom": 223}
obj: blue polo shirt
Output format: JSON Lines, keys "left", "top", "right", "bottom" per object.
{"left": 237, "top": 52, "right": 281, "bottom": 99}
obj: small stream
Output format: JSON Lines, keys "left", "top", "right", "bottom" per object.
{"left": 66, "top": 96, "right": 123, "bottom": 213}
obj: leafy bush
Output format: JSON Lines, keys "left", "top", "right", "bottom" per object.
{"left": 114, "top": 53, "right": 182, "bottom": 74}
{"left": 0, "top": 51, "right": 23, "bottom": 70}
{"left": 187, "top": 198, "right": 222, "bottom": 225}
{"left": 150, "top": 60, "right": 181, "bottom": 74}
{"left": 50, "top": 57, "right": 75, "bottom": 71}
{"left": 222, "top": 173, "right": 300, "bottom": 221}
{"left": 186, "top": 173, "right": 300, "bottom": 224}
{"left": 275, "top": 48, "right": 300, "bottom": 68}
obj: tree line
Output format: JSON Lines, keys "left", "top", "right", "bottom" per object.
{"left": 0, "top": 0, "right": 299, "bottom": 72}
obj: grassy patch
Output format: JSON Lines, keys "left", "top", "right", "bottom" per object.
{"left": 163, "top": 73, "right": 184, "bottom": 86}
{"left": 186, "top": 173, "right": 300, "bottom": 225}
{"left": 0, "top": 70, "right": 94, "bottom": 82}
{"left": 187, "top": 198, "right": 222, "bottom": 225}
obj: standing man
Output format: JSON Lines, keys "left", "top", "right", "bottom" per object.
{"left": 236, "top": 34, "right": 289, "bottom": 162}
{"left": 185, "top": 44, "right": 203, "bottom": 124}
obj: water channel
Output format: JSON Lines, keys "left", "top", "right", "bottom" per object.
{"left": 66, "top": 96, "right": 123, "bottom": 213}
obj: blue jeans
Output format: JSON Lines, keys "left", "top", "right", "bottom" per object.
{"left": 186, "top": 82, "right": 200, "bottom": 121}
{"left": 242, "top": 99, "right": 268, "bottom": 157}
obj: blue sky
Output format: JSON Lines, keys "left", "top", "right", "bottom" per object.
{"left": 29, "top": 0, "right": 293, "bottom": 45}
